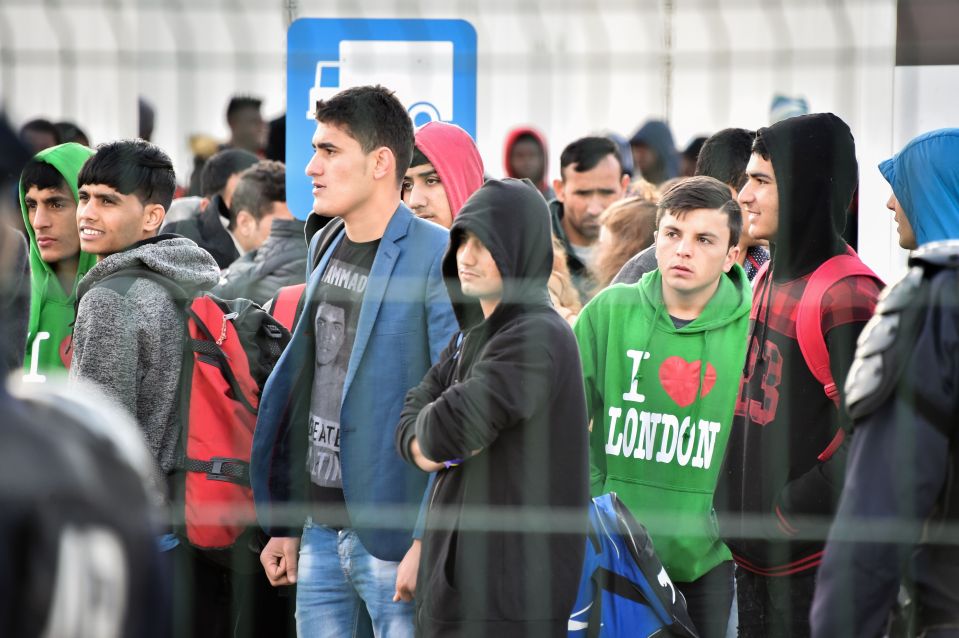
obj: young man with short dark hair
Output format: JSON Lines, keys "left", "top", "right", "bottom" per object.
{"left": 70, "top": 139, "right": 223, "bottom": 635}
{"left": 550, "top": 136, "right": 630, "bottom": 299}
{"left": 18, "top": 142, "right": 95, "bottom": 382}
{"left": 251, "top": 85, "right": 457, "bottom": 637}
{"left": 396, "top": 178, "right": 589, "bottom": 637}
{"left": 214, "top": 160, "right": 305, "bottom": 305}
{"left": 715, "top": 113, "right": 882, "bottom": 638}
{"left": 71, "top": 138, "right": 220, "bottom": 471}
{"left": 226, "top": 95, "right": 266, "bottom": 155}
{"left": 575, "top": 176, "right": 751, "bottom": 638}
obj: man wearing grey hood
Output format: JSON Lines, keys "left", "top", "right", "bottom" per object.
{"left": 70, "top": 139, "right": 224, "bottom": 637}
{"left": 71, "top": 140, "right": 220, "bottom": 474}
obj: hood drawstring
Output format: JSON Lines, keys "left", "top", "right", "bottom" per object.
{"left": 737, "top": 254, "right": 775, "bottom": 433}
{"left": 756, "top": 255, "right": 775, "bottom": 368}
{"left": 638, "top": 301, "right": 666, "bottom": 384}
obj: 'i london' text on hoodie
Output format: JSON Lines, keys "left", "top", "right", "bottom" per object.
{"left": 575, "top": 264, "right": 751, "bottom": 584}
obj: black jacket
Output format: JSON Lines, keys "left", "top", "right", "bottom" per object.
{"left": 548, "top": 198, "right": 593, "bottom": 301}
{"left": 0, "top": 226, "right": 29, "bottom": 372}
{"left": 213, "top": 218, "right": 307, "bottom": 306}
{"left": 716, "top": 113, "right": 882, "bottom": 573}
{"left": 396, "top": 178, "right": 589, "bottom": 637}
{"left": 163, "top": 195, "right": 239, "bottom": 269}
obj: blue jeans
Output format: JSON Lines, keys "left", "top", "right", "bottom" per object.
{"left": 296, "top": 519, "right": 414, "bottom": 638}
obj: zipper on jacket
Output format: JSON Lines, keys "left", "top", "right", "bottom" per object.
{"left": 427, "top": 331, "right": 468, "bottom": 513}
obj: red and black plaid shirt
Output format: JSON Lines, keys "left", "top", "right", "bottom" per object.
{"left": 720, "top": 264, "right": 882, "bottom": 573}
{"left": 749, "top": 269, "right": 882, "bottom": 339}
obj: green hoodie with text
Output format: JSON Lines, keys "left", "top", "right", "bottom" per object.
{"left": 574, "top": 264, "right": 750, "bottom": 583}
{"left": 19, "top": 143, "right": 96, "bottom": 380}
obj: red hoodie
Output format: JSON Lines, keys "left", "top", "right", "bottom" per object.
{"left": 503, "top": 126, "right": 550, "bottom": 195}
{"left": 414, "top": 122, "right": 485, "bottom": 217}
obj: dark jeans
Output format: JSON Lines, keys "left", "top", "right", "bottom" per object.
{"left": 736, "top": 566, "right": 817, "bottom": 638}
{"left": 164, "top": 542, "right": 297, "bottom": 638}
{"left": 676, "top": 561, "right": 735, "bottom": 638}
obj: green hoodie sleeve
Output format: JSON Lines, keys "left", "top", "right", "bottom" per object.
{"left": 573, "top": 303, "right": 607, "bottom": 496}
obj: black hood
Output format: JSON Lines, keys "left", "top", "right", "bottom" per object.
{"left": 760, "top": 112, "right": 856, "bottom": 280}
{"left": 442, "top": 178, "right": 554, "bottom": 330}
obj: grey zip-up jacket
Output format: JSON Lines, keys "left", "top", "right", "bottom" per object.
{"left": 70, "top": 235, "right": 220, "bottom": 473}
{"left": 212, "top": 218, "right": 307, "bottom": 306}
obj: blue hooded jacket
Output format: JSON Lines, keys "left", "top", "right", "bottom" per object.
{"left": 879, "top": 128, "right": 959, "bottom": 246}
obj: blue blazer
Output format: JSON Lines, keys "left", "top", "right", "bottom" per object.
{"left": 251, "top": 202, "right": 457, "bottom": 561}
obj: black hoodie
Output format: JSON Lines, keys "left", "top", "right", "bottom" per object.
{"left": 762, "top": 112, "right": 854, "bottom": 281}
{"left": 716, "top": 114, "right": 882, "bottom": 575}
{"left": 396, "top": 179, "right": 589, "bottom": 638}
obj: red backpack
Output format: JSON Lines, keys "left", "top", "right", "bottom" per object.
{"left": 98, "top": 269, "right": 290, "bottom": 550}
{"left": 271, "top": 282, "right": 307, "bottom": 332}
{"left": 754, "top": 248, "right": 883, "bottom": 461}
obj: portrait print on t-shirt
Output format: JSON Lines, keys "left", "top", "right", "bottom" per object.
{"left": 306, "top": 237, "right": 378, "bottom": 495}
{"left": 307, "top": 300, "right": 349, "bottom": 488}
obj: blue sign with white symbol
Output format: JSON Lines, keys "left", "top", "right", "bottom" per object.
{"left": 286, "top": 18, "right": 478, "bottom": 220}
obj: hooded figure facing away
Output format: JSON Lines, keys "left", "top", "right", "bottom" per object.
{"left": 715, "top": 113, "right": 882, "bottom": 638}
{"left": 396, "top": 178, "right": 589, "bottom": 638}
{"left": 811, "top": 130, "right": 959, "bottom": 637}
{"left": 19, "top": 142, "right": 96, "bottom": 381}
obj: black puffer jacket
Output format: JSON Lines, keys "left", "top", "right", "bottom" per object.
{"left": 213, "top": 218, "right": 307, "bottom": 306}
{"left": 396, "top": 178, "right": 589, "bottom": 638}
{"left": 163, "top": 195, "right": 240, "bottom": 270}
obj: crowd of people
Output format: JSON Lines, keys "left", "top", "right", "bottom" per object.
{"left": 0, "top": 83, "right": 957, "bottom": 638}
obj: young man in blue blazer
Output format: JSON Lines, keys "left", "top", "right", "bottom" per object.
{"left": 251, "top": 85, "right": 457, "bottom": 637}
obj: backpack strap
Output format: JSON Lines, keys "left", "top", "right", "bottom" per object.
{"left": 749, "top": 260, "right": 772, "bottom": 320}
{"left": 796, "top": 248, "right": 882, "bottom": 460}
{"left": 94, "top": 267, "right": 193, "bottom": 308}
{"left": 272, "top": 283, "right": 307, "bottom": 332}
{"left": 754, "top": 259, "right": 771, "bottom": 282}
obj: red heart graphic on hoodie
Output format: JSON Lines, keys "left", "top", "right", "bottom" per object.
{"left": 658, "top": 356, "right": 717, "bottom": 408}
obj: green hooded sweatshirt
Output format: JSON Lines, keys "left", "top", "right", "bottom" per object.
{"left": 19, "top": 142, "right": 96, "bottom": 381}
{"left": 574, "top": 264, "right": 750, "bottom": 583}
